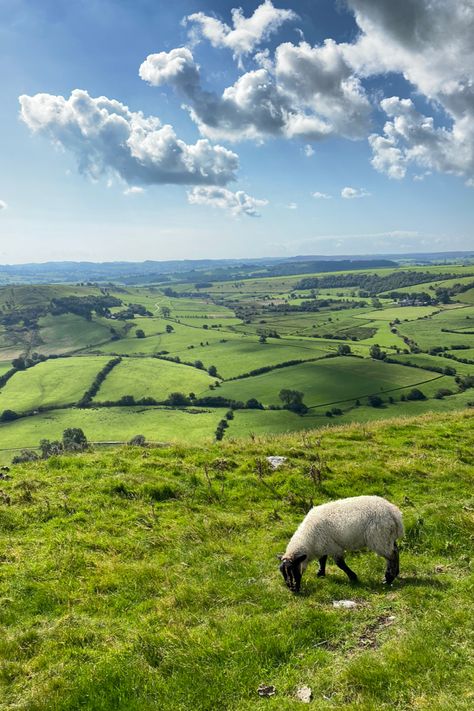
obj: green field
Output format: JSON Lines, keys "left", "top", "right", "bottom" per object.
{"left": 0, "top": 406, "right": 221, "bottom": 453}
{"left": 36, "top": 313, "right": 113, "bottom": 354}
{"left": 0, "top": 411, "right": 473, "bottom": 709}
{"left": 0, "top": 261, "right": 474, "bottom": 451}
{"left": 0, "top": 356, "right": 109, "bottom": 413}
{"left": 216, "top": 356, "right": 450, "bottom": 408}
{"left": 95, "top": 358, "right": 217, "bottom": 402}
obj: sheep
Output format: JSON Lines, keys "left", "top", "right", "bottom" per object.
{"left": 278, "top": 495, "right": 403, "bottom": 593}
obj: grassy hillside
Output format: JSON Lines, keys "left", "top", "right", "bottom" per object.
{"left": 0, "top": 411, "right": 472, "bottom": 710}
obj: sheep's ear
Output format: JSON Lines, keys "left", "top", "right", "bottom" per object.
{"left": 276, "top": 554, "right": 284, "bottom": 561}
{"left": 295, "top": 554, "right": 307, "bottom": 564}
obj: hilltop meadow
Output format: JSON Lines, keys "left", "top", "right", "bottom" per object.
{"left": 0, "top": 411, "right": 473, "bottom": 710}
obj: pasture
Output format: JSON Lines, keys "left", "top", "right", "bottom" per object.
{"left": 0, "top": 411, "right": 472, "bottom": 710}
{"left": 94, "top": 357, "right": 216, "bottom": 402}
{"left": 0, "top": 356, "right": 109, "bottom": 413}
{"left": 216, "top": 357, "right": 450, "bottom": 408}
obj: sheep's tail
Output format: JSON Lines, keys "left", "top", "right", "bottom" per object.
{"left": 392, "top": 506, "right": 404, "bottom": 539}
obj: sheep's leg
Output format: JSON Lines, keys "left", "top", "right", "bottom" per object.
{"left": 384, "top": 543, "right": 400, "bottom": 584}
{"left": 334, "top": 556, "right": 358, "bottom": 582}
{"left": 317, "top": 555, "right": 327, "bottom": 577}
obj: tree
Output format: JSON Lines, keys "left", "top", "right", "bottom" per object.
{"left": 245, "top": 398, "right": 264, "bottom": 410}
{"left": 369, "top": 344, "right": 386, "bottom": 360}
{"left": 368, "top": 394, "right": 383, "bottom": 408}
{"left": 161, "top": 306, "right": 171, "bottom": 318}
{"left": 39, "top": 439, "right": 63, "bottom": 458}
{"left": 135, "top": 329, "right": 145, "bottom": 338}
{"left": 194, "top": 360, "right": 204, "bottom": 370}
{"left": 62, "top": 428, "right": 88, "bottom": 452}
{"left": 406, "top": 388, "right": 426, "bottom": 401}
{"left": 129, "top": 434, "right": 147, "bottom": 446}
{"left": 208, "top": 365, "right": 218, "bottom": 377}
{"left": 165, "top": 324, "right": 174, "bottom": 334}
{"left": 259, "top": 334, "right": 267, "bottom": 344}
{"left": 279, "top": 389, "right": 308, "bottom": 414}
{"left": 0, "top": 409, "right": 19, "bottom": 422}
{"left": 167, "top": 392, "right": 189, "bottom": 406}
{"left": 337, "top": 344, "right": 351, "bottom": 356}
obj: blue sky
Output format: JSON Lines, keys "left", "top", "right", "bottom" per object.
{"left": 0, "top": 0, "right": 473, "bottom": 263}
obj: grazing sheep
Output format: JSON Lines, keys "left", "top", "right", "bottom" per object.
{"left": 278, "top": 495, "right": 403, "bottom": 593}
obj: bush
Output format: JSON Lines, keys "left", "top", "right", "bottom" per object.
{"left": 337, "top": 344, "right": 351, "bottom": 356}
{"left": 406, "top": 388, "right": 426, "bottom": 401}
{"left": 245, "top": 398, "right": 264, "bottom": 410}
{"left": 166, "top": 392, "right": 190, "bottom": 406}
{"left": 12, "top": 449, "right": 40, "bottom": 464}
{"left": 40, "top": 439, "right": 63, "bottom": 458}
{"left": 435, "top": 388, "right": 454, "bottom": 399}
{"left": 63, "top": 428, "right": 88, "bottom": 452}
{"left": 129, "top": 434, "right": 147, "bottom": 446}
{"left": 368, "top": 394, "right": 383, "bottom": 408}
{"left": 0, "top": 409, "right": 19, "bottom": 422}
{"left": 135, "top": 329, "right": 145, "bottom": 339}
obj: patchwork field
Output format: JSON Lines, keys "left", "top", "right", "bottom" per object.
{"left": 216, "top": 357, "right": 450, "bottom": 408}
{"left": 0, "top": 356, "right": 109, "bottom": 413}
{"left": 0, "top": 261, "right": 473, "bottom": 455}
{"left": 95, "top": 358, "right": 217, "bottom": 402}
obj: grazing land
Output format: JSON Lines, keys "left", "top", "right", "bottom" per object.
{"left": 0, "top": 411, "right": 472, "bottom": 710}
{"left": 0, "top": 259, "right": 473, "bottom": 456}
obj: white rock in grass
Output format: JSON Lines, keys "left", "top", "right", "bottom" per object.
{"left": 332, "top": 599, "right": 358, "bottom": 609}
{"left": 266, "top": 456, "right": 287, "bottom": 469}
{"left": 296, "top": 685, "right": 313, "bottom": 703}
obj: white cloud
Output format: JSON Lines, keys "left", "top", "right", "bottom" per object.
{"left": 343, "top": 0, "right": 474, "bottom": 182}
{"left": 19, "top": 89, "right": 239, "bottom": 187}
{"left": 123, "top": 186, "right": 144, "bottom": 195}
{"left": 285, "top": 202, "right": 298, "bottom": 209}
{"left": 186, "top": 1, "right": 296, "bottom": 64}
{"left": 341, "top": 186, "right": 371, "bottom": 199}
{"left": 312, "top": 191, "right": 331, "bottom": 199}
{"left": 187, "top": 186, "right": 268, "bottom": 217}
{"left": 0, "top": 200, "right": 7, "bottom": 210}
{"left": 304, "top": 144, "right": 315, "bottom": 157}
{"left": 140, "top": 42, "right": 371, "bottom": 143}
{"left": 369, "top": 96, "right": 474, "bottom": 180}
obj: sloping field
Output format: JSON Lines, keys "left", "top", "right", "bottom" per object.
{"left": 0, "top": 405, "right": 220, "bottom": 451}
{"left": 0, "top": 356, "right": 110, "bottom": 413}
{"left": 165, "top": 337, "right": 333, "bottom": 379}
{"left": 36, "top": 313, "right": 113, "bottom": 355}
{"left": 94, "top": 358, "right": 216, "bottom": 402}
{"left": 0, "top": 411, "right": 472, "bottom": 710}
{"left": 96, "top": 321, "right": 242, "bottom": 356}
{"left": 215, "top": 356, "right": 449, "bottom": 408}
{"left": 399, "top": 307, "right": 474, "bottom": 349}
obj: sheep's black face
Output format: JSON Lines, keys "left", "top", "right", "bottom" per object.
{"left": 278, "top": 554, "right": 307, "bottom": 593}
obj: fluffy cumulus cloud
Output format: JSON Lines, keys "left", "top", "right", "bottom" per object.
{"left": 140, "top": 0, "right": 474, "bottom": 183}
{"left": 186, "top": 1, "right": 296, "bottom": 64}
{"left": 19, "top": 89, "right": 238, "bottom": 187}
{"left": 341, "top": 186, "right": 371, "bottom": 199}
{"left": 0, "top": 200, "right": 7, "bottom": 210}
{"left": 187, "top": 186, "right": 268, "bottom": 216}
{"left": 140, "top": 42, "right": 371, "bottom": 142}
{"left": 343, "top": 0, "right": 474, "bottom": 182}
{"left": 312, "top": 191, "right": 331, "bottom": 199}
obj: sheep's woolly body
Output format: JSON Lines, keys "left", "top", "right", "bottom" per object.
{"left": 284, "top": 495, "right": 404, "bottom": 562}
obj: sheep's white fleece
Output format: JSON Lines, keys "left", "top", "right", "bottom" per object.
{"left": 284, "top": 495, "right": 404, "bottom": 561}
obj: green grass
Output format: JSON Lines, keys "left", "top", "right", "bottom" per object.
{"left": 215, "top": 357, "right": 451, "bottom": 408}
{"left": 0, "top": 406, "right": 221, "bottom": 452}
{"left": 94, "top": 358, "right": 216, "bottom": 402}
{"left": 0, "top": 356, "right": 110, "bottom": 414}
{"left": 398, "top": 307, "right": 474, "bottom": 349}
{"left": 357, "top": 305, "right": 441, "bottom": 321}
{"left": 0, "top": 411, "right": 473, "bottom": 710}
{"left": 36, "top": 313, "right": 113, "bottom": 355}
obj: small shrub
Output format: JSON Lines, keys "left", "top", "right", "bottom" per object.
{"left": 129, "top": 434, "right": 147, "bottom": 446}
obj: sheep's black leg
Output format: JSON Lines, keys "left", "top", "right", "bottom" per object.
{"left": 334, "top": 556, "right": 358, "bottom": 582}
{"left": 317, "top": 555, "right": 327, "bottom": 577}
{"left": 384, "top": 543, "right": 400, "bottom": 584}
